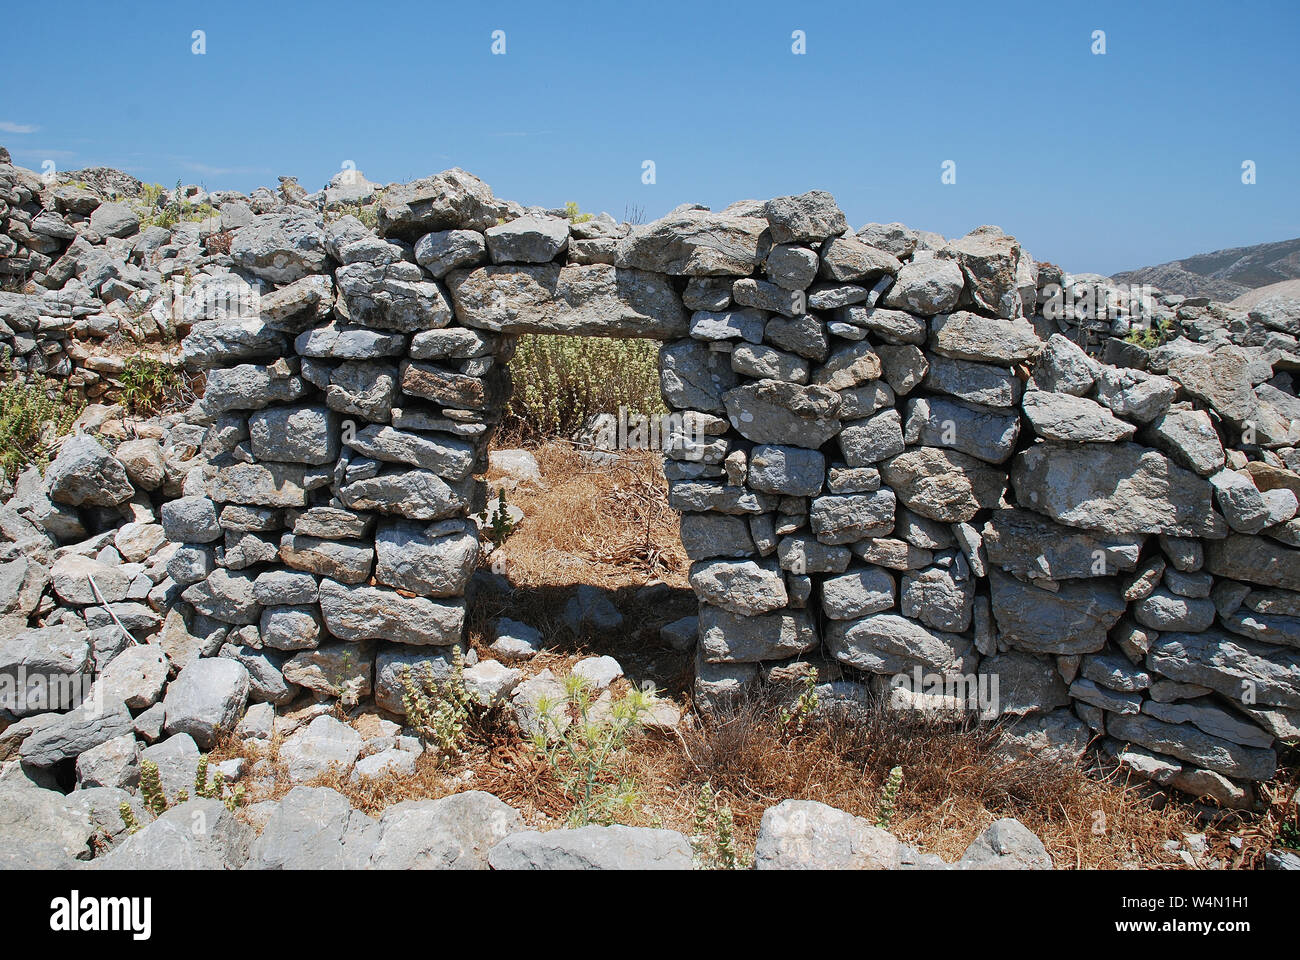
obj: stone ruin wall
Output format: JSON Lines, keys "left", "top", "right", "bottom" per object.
{"left": 18, "top": 161, "right": 1298, "bottom": 809}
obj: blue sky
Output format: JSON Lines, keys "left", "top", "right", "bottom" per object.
{"left": 2, "top": 0, "right": 1296, "bottom": 275}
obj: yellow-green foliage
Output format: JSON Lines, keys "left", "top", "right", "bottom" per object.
{"left": 0, "top": 371, "right": 84, "bottom": 480}
{"left": 400, "top": 646, "right": 475, "bottom": 762}
{"left": 876, "top": 765, "right": 904, "bottom": 829}
{"left": 691, "top": 780, "right": 748, "bottom": 869}
{"left": 124, "top": 756, "right": 243, "bottom": 831}
{"left": 134, "top": 180, "right": 215, "bottom": 229}
{"left": 1124, "top": 317, "right": 1174, "bottom": 349}
{"left": 118, "top": 356, "right": 185, "bottom": 416}
{"left": 531, "top": 673, "right": 656, "bottom": 827}
{"left": 507, "top": 335, "right": 664, "bottom": 441}
{"left": 325, "top": 198, "right": 380, "bottom": 230}
{"left": 564, "top": 201, "right": 593, "bottom": 224}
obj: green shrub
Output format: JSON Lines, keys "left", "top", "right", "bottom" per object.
{"left": 325, "top": 198, "right": 380, "bottom": 230}
{"left": 479, "top": 488, "right": 517, "bottom": 548}
{"left": 0, "top": 372, "right": 83, "bottom": 480}
{"left": 1123, "top": 316, "right": 1174, "bottom": 349}
{"left": 135, "top": 180, "right": 215, "bottom": 229}
{"left": 506, "top": 335, "right": 664, "bottom": 442}
{"left": 124, "top": 756, "right": 243, "bottom": 832}
{"left": 778, "top": 668, "right": 820, "bottom": 734}
{"left": 564, "top": 201, "right": 593, "bottom": 224}
{"left": 118, "top": 356, "right": 186, "bottom": 416}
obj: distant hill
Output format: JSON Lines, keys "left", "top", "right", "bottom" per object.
{"left": 1111, "top": 236, "right": 1300, "bottom": 300}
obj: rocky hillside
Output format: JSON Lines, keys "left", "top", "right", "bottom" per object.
{"left": 1112, "top": 237, "right": 1300, "bottom": 301}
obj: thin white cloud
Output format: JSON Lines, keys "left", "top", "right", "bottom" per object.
{"left": 175, "top": 159, "right": 273, "bottom": 177}
{"left": 0, "top": 122, "right": 38, "bottom": 134}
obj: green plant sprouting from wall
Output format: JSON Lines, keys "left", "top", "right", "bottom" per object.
{"left": 0, "top": 364, "right": 84, "bottom": 480}
{"left": 123, "top": 755, "right": 244, "bottom": 832}
{"left": 118, "top": 355, "right": 187, "bottom": 416}
{"left": 400, "top": 647, "right": 475, "bottom": 762}
{"left": 778, "top": 668, "right": 821, "bottom": 734}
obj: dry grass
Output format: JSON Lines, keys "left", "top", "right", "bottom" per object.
{"left": 623, "top": 692, "right": 1217, "bottom": 869}
{"left": 212, "top": 688, "right": 1240, "bottom": 869}
{"left": 483, "top": 442, "right": 689, "bottom": 593}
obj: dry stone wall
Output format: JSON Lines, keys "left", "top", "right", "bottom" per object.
{"left": 89, "top": 164, "right": 1300, "bottom": 809}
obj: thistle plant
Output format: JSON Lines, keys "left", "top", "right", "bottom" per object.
{"left": 691, "top": 780, "right": 748, "bottom": 870}
{"left": 876, "top": 766, "right": 904, "bottom": 830}
{"left": 778, "top": 667, "right": 820, "bottom": 734}
{"left": 400, "top": 646, "right": 474, "bottom": 762}
{"left": 531, "top": 673, "right": 655, "bottom": 827}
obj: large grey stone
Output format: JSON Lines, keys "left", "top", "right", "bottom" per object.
{"left": 698, "top": 605, "right": 818, "bottom": 663}
{"left": 245, "top": 785, "right": 361, "bottom": 869}
{"left": 820, "top": 566, "right": 896, "bottom": 620}
{"left": 989, "top": 568, "right": 1125, "bottom": 655}
{"left": 318, "top": 579, "right": 465, "bottom": 645}
{"left": 488, "top": 825, "right": 692, "bottom": 870}
{"left": 1107, "top": 713, "right": 1275, "bottom": 782}
{"left": 485, "top": 215, "right": 569, "bottom": 263}
{"left": 1010, "top": 442, "right": 1222, "bottom": 537}
{"left": 959, "top": 818, "right": 1052, "bottom": 869}
{"left": 903, "top": 396, "right": 1020, "bottom": 464}
{"left": 615, "top": 209, "right": 769, "bottom": 276}
{"left": 929, "top": 311, "right": 1041, "bottom": 363}
{"left": 754, "top": 799, "right": 903, "bottom": 869}
{"left": 723, "top": 380, "right": 841, "bottom": 447}
{"left": 230, "top": 211, "right": 328, "bottom": 283}
{"left": 446, "top": 263, "right": 687, "bottom": 338}
{"left": 1021, "top": 391, "right": 1136, "bottom": 444}
{"left": 162, "top": 657, "right": 250, "bottom": 749}
{"left": 96, "top": 798, "right": 253, "bottom": 869}
{"left": 659, "top": 339, "right": 739, "bottom": 414}
{"left": 45, "top": 436, "right": 133, "bottom": 507}
{"left": 374, "top": 519, "right": 479, "bottom": 597}
{"left": 1205, "top": 534, "right": 1300, "bottom": 592}
{"left": 1147, "top": 631, "right": 1300, "bottom": 709}
{"left": 826, "top": 613, "right": 975, "bottom": 675}
{"left": 981, "top": 508, "right": 1142, "bottom": 581}
{"left": 377, "top": 168, "right": 506, "bottom": 236}
{"left": 338, "top": 469, "right": 474, "bottom": 521}
{"left": 360, "top": 791, "right": 523, "bottom": 869}
{"left": 688, "top": 558, "right": 788, "bottom": 616}
{"left": 347, "top": 425, "right": 474, "bottom": 479}
{"left": 764, "top": 191, "right": 847, "bottom": 244}
{"left": 809, "top": 490, "right": 896, "bottom": 544}
{"left": 880, "top": 448, "right": 1005, "bottom": 522}
{"left": 881, "top": 257, "right": 964, "bottom": 315}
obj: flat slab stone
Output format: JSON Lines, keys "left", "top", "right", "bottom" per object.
{"left": 446, "top": 263, "right": 686, "bottom": 338}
